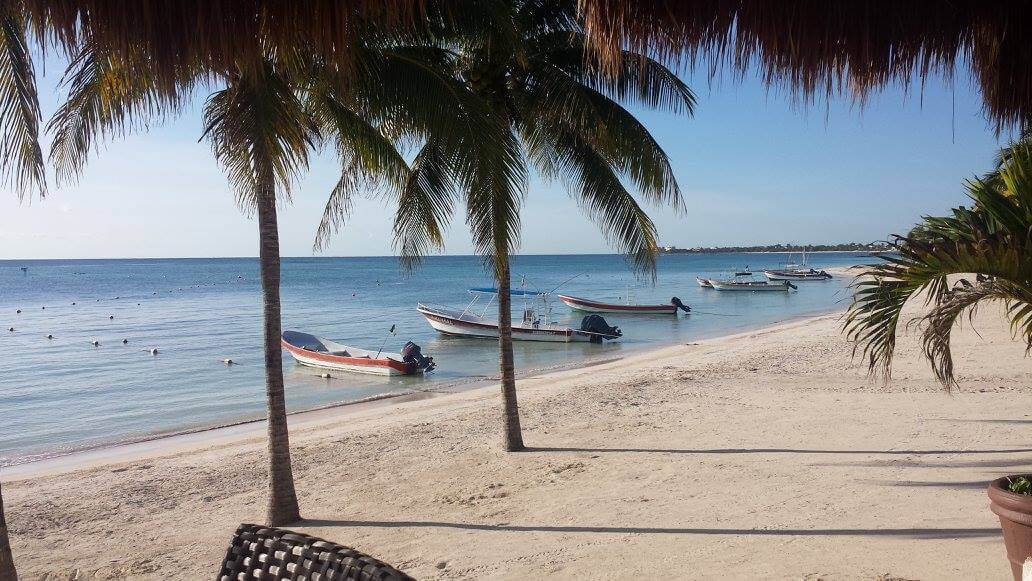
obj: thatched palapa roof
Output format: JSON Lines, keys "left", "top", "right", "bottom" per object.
{"left": 579, "top": 0, "right": 1032, "bottom": 129}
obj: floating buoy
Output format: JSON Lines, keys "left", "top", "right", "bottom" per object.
{"left": 41, "top": 306, "right": 45, "bottom": 310}
{"left": 318, "top": 373, "right": 332, "bottom": 379}
{"left": 15, "top": 309, "right": 20, "bottom": 314}
{"left": 46, "top": 334, "right": 54, "bottom": 339}
{"left": 137, "top": 303, "right": 140, "bottom": 306}
{"left": 122, "top": 339, "right": 129, "bottom": 345}
{"left": 91, "top": 340, "right": 100, "bottom": 347}
{"left": 109, "top": 315, "right": 114, "bottom": 320}
{"left": 8, "top": 327, "right": 14, "bottom": 332}
{"left": 71, "top": 302, "right": 76, "bottom": 306}
{"left": 148, "top": 348, "right": 158, "bottom": 355}
{"left": 221, "top": 358, "right": 235, "bottom": 365}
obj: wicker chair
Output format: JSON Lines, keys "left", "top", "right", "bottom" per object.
{"left": 217, "top": 523, "right": 415, "bottom": 581}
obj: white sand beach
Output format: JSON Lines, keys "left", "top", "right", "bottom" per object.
{"left": 4, "top": 299, "right": 1031, "bottom": 580}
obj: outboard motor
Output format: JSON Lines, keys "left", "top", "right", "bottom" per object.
{"left": 670, "top": 296, "right": 691, "bottom": 314}
{"left": 580, "top": 314, "right": 622, "bottom": 344}
{"left": 401, "top": 341, "right": 435, "bottom": 373}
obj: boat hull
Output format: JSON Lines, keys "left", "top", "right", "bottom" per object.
{"left": 696, "top": 277, "right": 713, "bottom": 288}
{"left": 763, "top": 270, "right": 832, "bottom": 281}
{"left": 418, "top": 304, "right": 591, "bottom": 342}
{"left": 557, "top": 294, "right": 677, "bottom": 314}
{"left": 710, "top": 281, "right": 791, "bottom": 292}
{"left": 281, "top": 334, "right": 416, "bottom": 376}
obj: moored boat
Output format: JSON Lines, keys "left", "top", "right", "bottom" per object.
{"left": 696, "top": 277, "right": 713, "bottom": 288}
{"left": 557, "top": 294, "right": 690, "bottom": 315}
{"left": 281, "top": 330, "right": 434, "bottom": 376}
{"left": 709, "top": 279, "right": 796, "bottom": 292}
{"left": 416, "top": 303, "right": 621, "bottom": 343}
{"left": 762, "top": 268, "right": 832, "bottom": 280}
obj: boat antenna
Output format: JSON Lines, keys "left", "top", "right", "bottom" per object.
{"left": 375, "top": 324, "right": 396, "bottom": 358}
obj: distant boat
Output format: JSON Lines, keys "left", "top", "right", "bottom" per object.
{"left": 697, "top": 277, "right": 713, "bottom": 288}
{"left": 281, "top": 330, "right": 434, "bottom": 376}
{"left": 19, "top": 267, "right": 27, "bottom": 273}
{"left": 762, "top": 268, "right": 832, "bottom": 281}
{"left": 557, "top": 294, "right": 690, "bottom": 315}
{"left": 710, "top": 279, "right": 796, "bottom": 292}
{"left": 764, "top": 249, "right": 832, "bottom": 280}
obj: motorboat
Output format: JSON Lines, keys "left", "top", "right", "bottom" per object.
{"left": 557, "top": 294, "right": 690, "bottom": 315}
{"left": 709, "top": 279, "right": 796, "bottom": 292}
{"left": 762, "top": 268, "right": 832, "bottom": 280}
{"left": 696, "top": 277, "right": 713, "bottom": 288}
{"left": 417, "top": 286, "right": 621, "bottom": 343}
{"left": 281, "top": 330, "right": 434, "bottom": 376}
{"left": 416, "top": 303, "right": 621, "bottom": 343}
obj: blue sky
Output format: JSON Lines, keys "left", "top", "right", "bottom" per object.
{"left": 0, "top": 52, "right": 1009, "bottom": 259}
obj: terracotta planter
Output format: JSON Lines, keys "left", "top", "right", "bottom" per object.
{"left": 988, "top": 477, "right": 1032, "bottom": 580}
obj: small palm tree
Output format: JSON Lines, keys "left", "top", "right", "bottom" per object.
{"left": 844, "top": 137, "right": 1032, "bottom": 387}
{"left": 368, "top": 0, "right": 694, "bottom": 451}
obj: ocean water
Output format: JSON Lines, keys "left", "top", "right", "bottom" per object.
{"left": 0, "top": 253, "right": 869, "bottom": 465}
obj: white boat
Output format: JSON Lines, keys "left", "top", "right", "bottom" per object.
{"left": 709, "top": 279, "right": 796, "bottom": 292}
{"left": 697, "top": 277, "right": 713, "bottom": 288}
{"left": 417, "top": 303, "right": 620, "bottom": 343}
{"left": 764, "top": 250, "right": 832, "bottom": 280}
{"left": 281, "top": 330, "right": 434, "bottom": 376}
{"left": 762, "top": 268, "right": 832, "bottom": 280}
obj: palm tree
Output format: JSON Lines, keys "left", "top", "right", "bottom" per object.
{"left": 0, "top": 3, "right": 45, "bottom": 576}
{"left": 46, "top": 36, "right": 503, "bottom": 523}
{"left": 844, "top": 136, "right": 1032, "bottom": 388}
{"left": 353, "top": 0, "right": 694, "bottom": 451}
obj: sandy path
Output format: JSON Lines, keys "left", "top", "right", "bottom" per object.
{"left": 3, "top": 302, "right": 1031, "bottom": 580}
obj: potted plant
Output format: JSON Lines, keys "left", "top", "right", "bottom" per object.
{"left": 844, "top": 133, "right": 1032, "bottom": 579}
{"left": 989, "top": 477, "right": 1032, "bottom": 579}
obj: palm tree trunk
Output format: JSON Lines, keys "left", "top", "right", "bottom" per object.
{"left": 0, "top": 482, "right": 16, "bottom": 581}
{"left": 256, "top": 184, "right": 301, "bottom": 526}
{"left": 496, "top": 252, "right": 525, "bottom": 451}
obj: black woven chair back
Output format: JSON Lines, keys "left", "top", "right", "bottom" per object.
{"left": 218, "top": 523, "right": 415, "bottom": 581}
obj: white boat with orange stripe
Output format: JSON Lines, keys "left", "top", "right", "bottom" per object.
{"left": 281, "top": 330, "right": 434, "bottom": 376}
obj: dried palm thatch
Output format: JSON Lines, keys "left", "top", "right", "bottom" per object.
{"left": 22, "top": 0, "right": 431, "bottom": 91}
{"left": 578, "top": 0, "right": 1032, "bottom": 129}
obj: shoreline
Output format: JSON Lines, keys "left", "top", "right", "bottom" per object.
{"left": 0, "top": 305, "right": 846, "bottom": 481}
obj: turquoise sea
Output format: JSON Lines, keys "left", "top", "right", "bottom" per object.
{"left": 0, "top": 252, "right": 870, "bottom": 465}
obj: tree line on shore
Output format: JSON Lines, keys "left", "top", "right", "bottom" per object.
{"left": 661, "top": 242, "right": 894, "bottom": 254}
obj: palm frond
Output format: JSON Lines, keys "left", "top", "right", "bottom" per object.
{"left": 519, "top": 62, "right": 684, "bottom": 210}
{"left": 310, "top": 88, "right": 410, "bottom": 251}
{"left": 0, "top": 5, "right": 44, "bottom": 198}
{"left": 392, "top": 138, "right": 457, "bottom": 269}
{"left": 528, "top": 118, "right": 659, "bottom": 277}
{"left": 917, "top": 278, "right": 1031, "bottom": 389}
{"left": 47, "top": 44, "right": 193, "bottom": 185}
{"left": 530, "top": 30, "right": 696, "bottom": 115}
{"left": 462, "top": 126, "right": 527, "bottom": 274}
{"left": 201, "top": 62, "right": 319, "bottom": 213}
{"left": 845, "top": 135, "right": 1032, "bottom": 386}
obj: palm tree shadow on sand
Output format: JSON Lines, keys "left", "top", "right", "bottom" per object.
{"left": 300, "top": 519, "right": 999, "bottom": 540}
